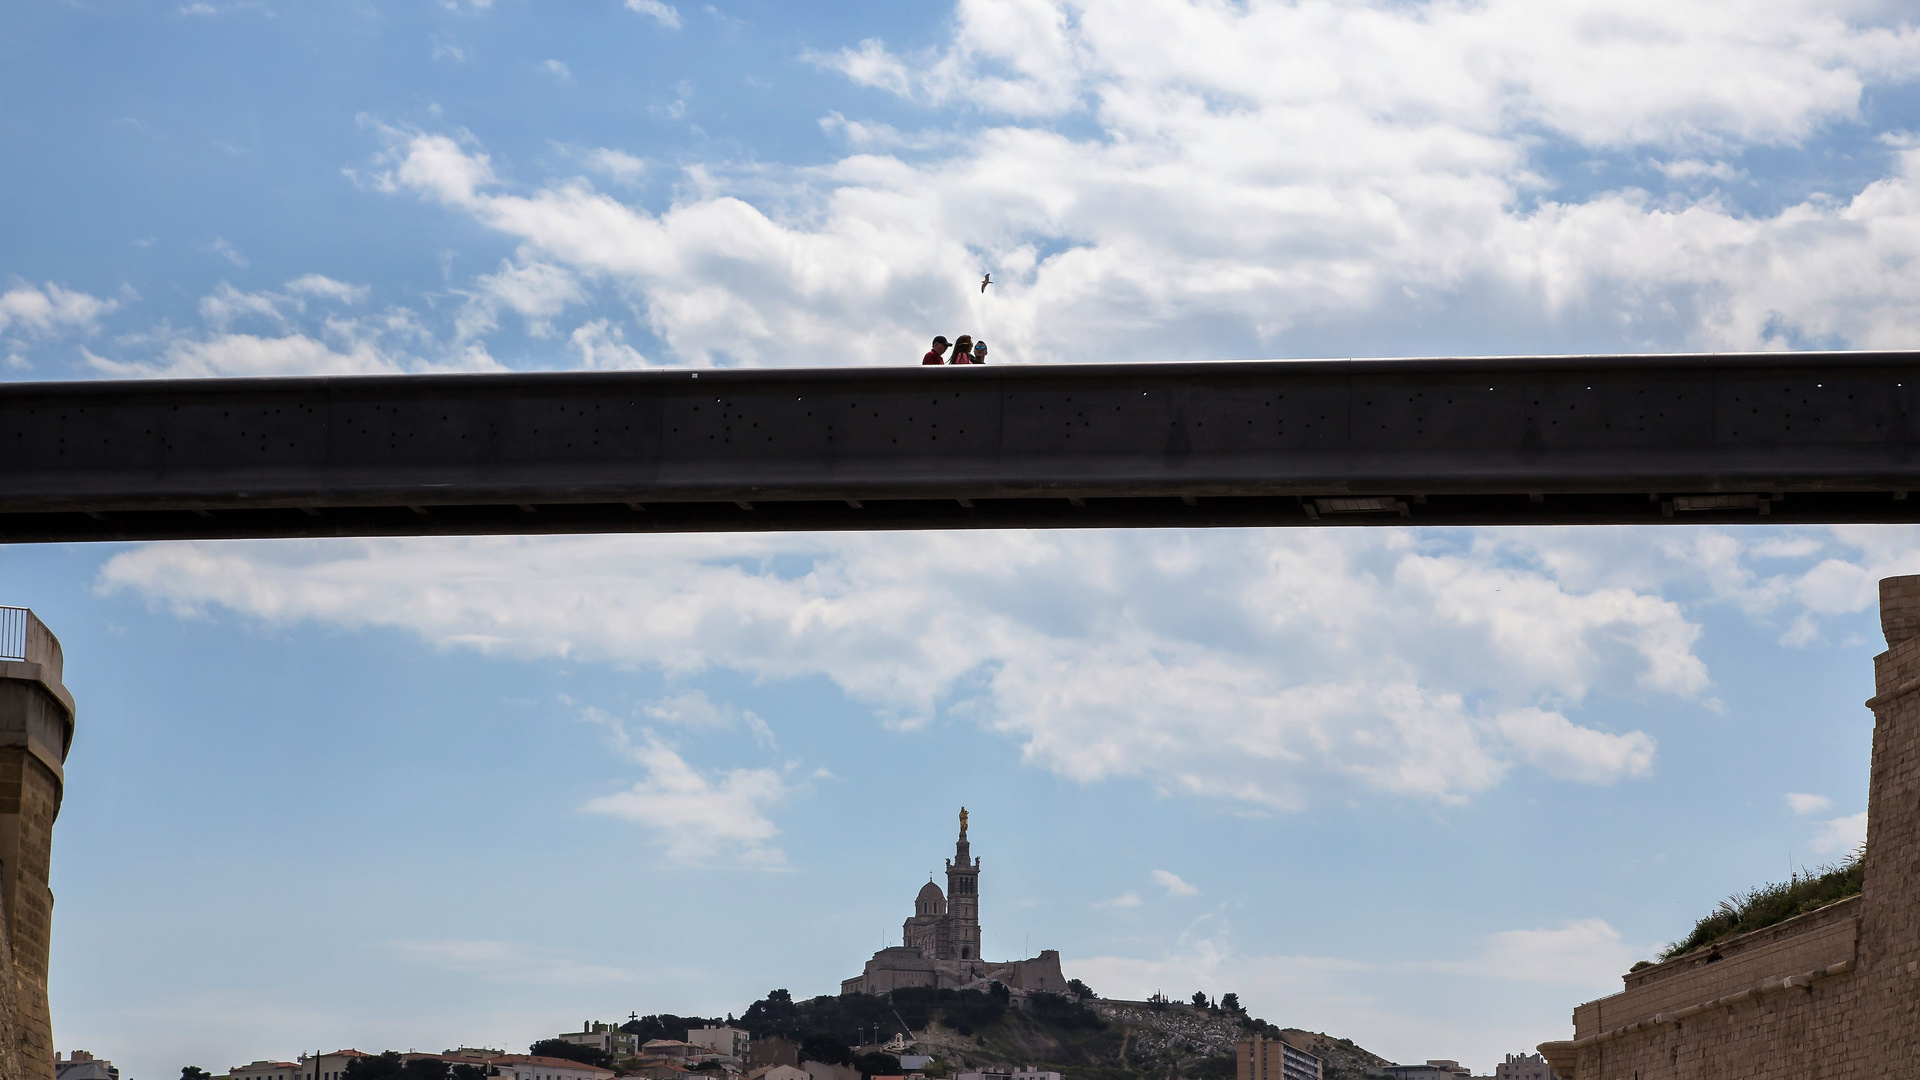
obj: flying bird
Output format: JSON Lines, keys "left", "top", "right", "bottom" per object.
{"left": 980, "top": 273, "right": 992, "bottom": 293}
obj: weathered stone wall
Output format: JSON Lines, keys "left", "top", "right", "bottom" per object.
{"left": 1540, "top": 574, "right": 1920, "bottom": 1079}
{"left": 0, "top": 611, "right": 69, "bottom": 1080}
{"left": 0, "top": 748, "right": 59, "bottom": 1079}
{"left": 0, "top": 879, "right": 21, "bottom": 1080}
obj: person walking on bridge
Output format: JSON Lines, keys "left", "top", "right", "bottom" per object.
{"left": 949, "top": 334, "right": 974, "bottom": 364}
{"left": 922, "top": 336, "right": 952, "bottom": 365}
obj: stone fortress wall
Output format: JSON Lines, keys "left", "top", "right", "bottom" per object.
{"left": 1539, "top": 575, "right": 1920, "bottom": 1079}
{"left": 0, "top": 608, "right": 73, "bottom": 1080}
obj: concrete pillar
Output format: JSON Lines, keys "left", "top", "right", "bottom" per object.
{"left": 0, "top": 608, "right": 73, "bottom": 1080}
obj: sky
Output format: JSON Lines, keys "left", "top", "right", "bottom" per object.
{"left": 6, "top": 0, "right": 1920, "bottom": 1076}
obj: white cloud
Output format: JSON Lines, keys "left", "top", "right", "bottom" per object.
{"left": 1751, "top": 538, "right": 1823, "bottom": 560}
{"left": 83, "top": 325, "right": 502, "bottom": 380}
{"left": 641, "top": 690, "right": 777, "bottom": 748}
{"left": 0, "top": 282, "right": 117, "bottom": 339}
{"left": 86, "top": 333, "right": 397, "bottom": 378}
{"left": 459, "top": 257, "right": 584, "bottom": 339}
{"left": 584, "top": 148, "right": 647, "bottom": 183}
{"left": 206, "top": 237, "right": 249, "bottom": 267}
{"left": 1094, "top": 891, "right": 1142, "bottom": 910}
{"left": 178, "top": 1, "right": 265, "bottom": 15}
{"left": 284, "top": 274, "right": 371, "bottom": 303}
{"left": 580, "top": 731, "right": 789, "bottom": 868}
{"left": 68, "top": 276, "right": 504, "bottom": 378}
{"left": 383, "top": 131, "right": 496, "bottom": 205}
{"left": 826, "top": 0, "right": 1920, "bottom": 146}
{"left": 97, "top": 528, "right": 1682, "bottom": 809}
{"left": 542, "top": 59, "right": 573, "bottom": 83}
{"left": 625, "top": 0, "right": 682, "bottom": 30}
{"left": 1496, "top": 707, "right": 1655, "bottom": 784}
{"left": 569, "top": 318, "right": 654, "bottom": 369}
{"left": 1786, "top": 791, "right": 1834, "bottom": 815}
{"left": 198, "top": 282, "right": 287, "bottom": 331}
{"left": 1150, "top": 869, "right": 1198, "bottom": 897}
{"left": 1456, "top": 525, "right": 1920, "bottom": 650}
{"left": 1810, "top": 810, "right": 1867, "bottom": 855}
{"left": 330, "top": 0, "right": 1920, "bottom": 369}
{"left": 818, "top": 112, "right": 958, "bottom": 153}
{"left": 1076, "top": 919, "right": 1646, "bottom": 1068}
{"left": 642, "top": 691, "right": 735, "bottom": 729}
{"left": 821, "top": 40, "right": 913, "bottom": 99}
{"left": 1462, "top": 918, "right": 1645, "bottom": 985}
{"left": 1654, "top": 159, "right": 1744, "bottom": 182}
{"left": 392, "top": 939, "right": 638, "bottom": 984}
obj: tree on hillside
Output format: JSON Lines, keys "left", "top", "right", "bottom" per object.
{"left": 1066, "top": 979, "right": 1096, "bottom": 1000}
{"left": 1191, "top": 992, "right": 1209, "bottom": 1009}
{"left": 1219, "top": 994, "right": 1242, "bottom": 1017}
{"left": 801, "top": 1033, "right": 852, "bottom": 1066}
{"left": 182, "top": 1069, "right": 215, "bottom": 1080}
{"left": 622, "top": 1014, "right": 724, "bottom": 1042}
{"left": 743, "top": 989, "right": 802, "bottom": 1036}
{"left": 1027, "top": 991, "right": 1104, "bottom": 1031}
{"left": 853, "top": 1052, "right": 905, "bottom": 1079}
{"left": 531, "top": 1040, "right": 615, "bottom": 1070}
{"left": 344, "top": 1053, "right": 406, "bottom": 1080}
{"left": 403, "top": 1059, "right": 451, "bottom": 1080}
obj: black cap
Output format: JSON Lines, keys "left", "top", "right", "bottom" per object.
{"left": 932, "top": 335, "right": 950, "bottom": 346}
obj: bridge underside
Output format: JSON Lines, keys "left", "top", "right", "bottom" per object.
{"left": 8, "top": 351, "right": 1920, "bottom": 542}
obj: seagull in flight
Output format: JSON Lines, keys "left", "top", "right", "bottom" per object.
{"left": 980, "top": 273, "right": 992, "bottom": 293}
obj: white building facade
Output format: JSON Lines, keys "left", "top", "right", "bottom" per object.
{"left": 686, "top": 1027, "right": 751, "bottom": 1060}
{"left": 560, "top": 1022, "right": 641, "bottom": 1059}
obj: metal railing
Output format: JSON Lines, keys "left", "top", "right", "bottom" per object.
{"left": 0, "top": 606, "right": 27, "bottom": 662}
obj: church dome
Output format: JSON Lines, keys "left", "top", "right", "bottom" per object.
{"left": 916, "top": 880, "right": 946, "bottom": 916}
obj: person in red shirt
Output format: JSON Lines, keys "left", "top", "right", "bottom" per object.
{"left": 949, "top": 334, "right": 974, "bottom": 364}
{"left": 922, "top": 336, "right": 951, "bottom": 365}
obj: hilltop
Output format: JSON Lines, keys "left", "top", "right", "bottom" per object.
{"left": 732, "top": 987, "right": 1390, "bottom": 1080}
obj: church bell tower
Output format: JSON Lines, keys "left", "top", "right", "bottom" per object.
{"left": 944, "top": 807, "right": 981, "bottom": 961}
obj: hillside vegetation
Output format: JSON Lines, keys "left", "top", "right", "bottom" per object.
{"left": 735, "top": 988, "right": 1388, "bottom": 1080}
{"left": 1652, "top": 851, "right": 1864, "bottom": 964}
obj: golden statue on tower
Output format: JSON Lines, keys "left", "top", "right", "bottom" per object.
{"left": 959, "top": 806, "right": 968, "bottom": 837}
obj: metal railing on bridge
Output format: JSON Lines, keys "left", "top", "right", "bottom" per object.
{"left": 0, "top": 606, "right": 28, "bottom": 662}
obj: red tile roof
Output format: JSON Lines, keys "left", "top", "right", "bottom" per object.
{"left": 484, "top": 1056, "right": 616, "bottom": 1074}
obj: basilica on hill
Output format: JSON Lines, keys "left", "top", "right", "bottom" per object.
{"left": 841, "top": 808, "right": 1069, "bottom": 996}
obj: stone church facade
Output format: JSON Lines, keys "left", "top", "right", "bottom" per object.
{"left": 842, "top": 809, "right": 1068, "bottom": 996}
